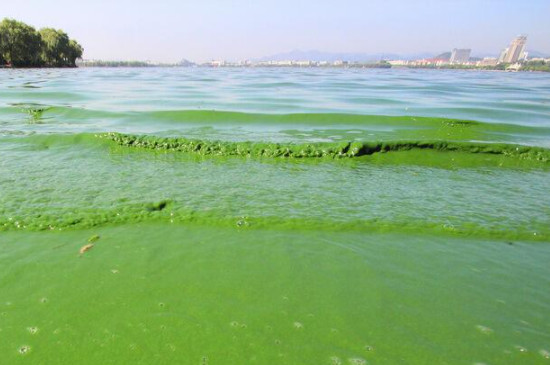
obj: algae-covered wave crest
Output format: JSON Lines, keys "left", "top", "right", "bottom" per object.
{"left": 1, "top": 199, "right": 548, "bottom": 242}
{"left": 99, "top": 132, "right": 550, "bottom": 161}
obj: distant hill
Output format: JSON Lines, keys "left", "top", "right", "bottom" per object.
{"left": 434, "top": 52, "right": 451, "bottom": 60}
{"left": 526, "top": 50, "right": 549, "bottom": 58}
{"left": 178, "top": 59, "right": 196, "bottom": 67}
{"left": 256, "top": 49, "right": 433, "bottom": 62}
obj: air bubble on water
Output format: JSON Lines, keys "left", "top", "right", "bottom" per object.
{"left": 111, "top": 269, "right": 119, "bottom": 274}
{"left": 348, "top": 357, "right": 367, "bottom": 365}
{"left": 240, "top": 323, "right": 247, "bottom": 329}
{"left": 443, "top": 223, "right": 455, "bottom": 230}
{"left": 230, "top": 321, "right": 239, "bottom": 327}
{"left": 515, "top": 345, "right": 528, "bottom": 353}
{"left": 330, "top": 356, "right": 342, "bottom": 365}
{"left": 158, "top": 302, "right": 165, "bottom": 308}
{"left": 236, "top": 217, "right": 249, "bottom": 227}
{"left": 293, "top": 322, "right": 303, "bottom": 329}
{"left": 201, "top": 355, "right": 208, "bottom": 365}
{"left": 40, "top": 297, "right": 48, "bottom": 304}
{"left": 166, "top": 343, "right": 176, "bottom": 352}
{"left": 476, "top": 325, "right": 493, "bottom": 334}
{"left": 365, "top": 345, "right": 374, "bottom": 352}
{"left": 18, "top": 345, "right": 30, "bottom": 355}
{"left": 27, "top": 326, "right": 39, "bottom": 335}
{"left": 539, "top": 349, "right": 550, "bottom": 359}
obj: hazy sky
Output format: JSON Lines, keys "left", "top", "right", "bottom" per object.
{"left": 1, "top": 0, "right": 548, "bottom": 62}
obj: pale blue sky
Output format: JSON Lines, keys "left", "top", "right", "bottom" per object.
{"left": 1, "top": 0, "right": 548, "bottom": 62}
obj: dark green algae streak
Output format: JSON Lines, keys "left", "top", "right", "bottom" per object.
{"left": 101, "top": 131, "right": 550, "bottom": 161}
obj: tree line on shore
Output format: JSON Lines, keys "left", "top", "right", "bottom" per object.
{"left": 0, "top": 18, "right": 83, "bottom": 68}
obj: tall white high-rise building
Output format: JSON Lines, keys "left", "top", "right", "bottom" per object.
{"left": 500, "top": 36, "right": 528, "bottom": 63}
{"left": 449, "top": 49, "right": 471, "bottom": 64}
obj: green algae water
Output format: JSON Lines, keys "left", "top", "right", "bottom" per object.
{"left": 1, "top": 68, "right": 550, "bottom": 364}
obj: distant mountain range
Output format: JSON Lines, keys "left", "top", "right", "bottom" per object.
{"left": 255, "top": 50, "right": 431, "bottom": 62}
{"left": 525, "top": 50, "right": 550, "bottom": 58}
{"left": 255, "top": 49, "right": 549, "bottom": 62}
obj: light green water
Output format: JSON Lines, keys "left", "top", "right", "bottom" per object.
{"left": 1, "top": 68, "right": 550, "bottom": 364}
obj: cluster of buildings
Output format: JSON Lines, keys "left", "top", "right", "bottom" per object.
{"left": 203, "top": 60, "right": 353, "bottom": 67}
{"left": 389, "top": 36, "right": 532, "bottom": 68}
{"left": 79, "top": 36, "right": 547, "bottom": 70}
{"left": 201, "top": 36, "right": 540, "bottom": 69}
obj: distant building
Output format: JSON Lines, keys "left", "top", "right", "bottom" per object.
{"left": 477, "top": 57, "right": 498, "bottom": 67}
{"left": 500, "top": 36, "right": 528, "bottom": 63}
{"left": 333, "top": 60, "right": 348, "bottom": 66}
{"left": 449, "top": 49, "right": 471, "bottom": 64}
{"left": 498, "top": 48, "right": 509, "bottom": 63}
{"left": 388, "top": 60, "right": 409, "bottom": 66}
{"left": 295, "top": 60, "right": 312, "bottom": 67}
{"left": 208, "top": 60, "right": 226, "bottom": 67}
{"left": 276, "top": 60, "right": 293, "bottom": 66}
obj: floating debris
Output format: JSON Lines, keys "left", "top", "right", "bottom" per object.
{"left": 79, "top": 243, "right": 94, "bottom": 255}
{"left": 476, "top": 325, "right": 493, "bottom": 334}
{"left": 18, "top": 345, "right": 30, "bottom": 355}
{"left": 88, "top": 234, "right": 100, "bottom": 243}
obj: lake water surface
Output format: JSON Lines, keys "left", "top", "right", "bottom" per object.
{"left": 1, "top": 68, "right": 550, "bottom": 364}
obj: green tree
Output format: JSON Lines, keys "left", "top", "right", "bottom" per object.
{"left": 0, "top": 18, "right": 42, "bottom": 67}
{"left": 39, "top": 28, "right": 70, "bottom": 66}
{"left": 66, "top": 39, "right": 83, "bottom": 67}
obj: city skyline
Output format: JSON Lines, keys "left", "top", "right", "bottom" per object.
{"left": 1, "top": 0, "right": 549, "bottom": 63}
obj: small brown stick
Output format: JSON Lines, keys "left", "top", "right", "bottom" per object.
{"left": 79, "top": 243, "right": 94, "bottom": 255}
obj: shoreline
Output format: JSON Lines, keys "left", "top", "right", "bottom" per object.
{"left": 2, "top": 65, "right": 547, "bottom": 73}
